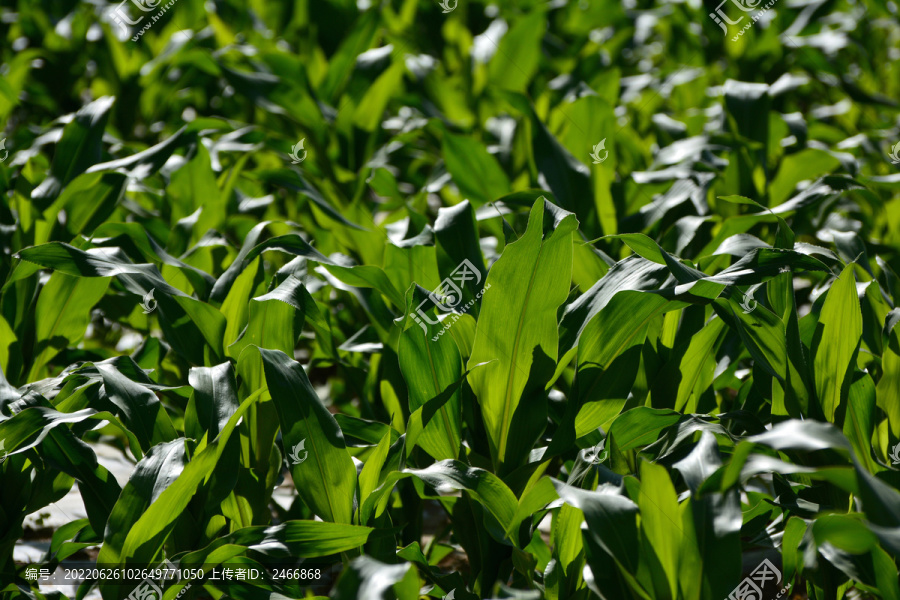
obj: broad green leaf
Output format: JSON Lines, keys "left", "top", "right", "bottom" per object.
{"left": 812, "top": 265, "right": 863, "bottom": 421}
{"left": 31, "top": 96, "right": 115, "bottom": 204}
{"left": 812, "top": 515, "right": 878, "bottom": 554}
{"left": 353, "top": 63, "right": 404, "bottom": 132}
{"left": 28, "top": 272, "right": 109, "bottom": 380}
{"left": 559, "top": 256, "right": 670, "bottom": 358}
{"left": 554, "top": 482, "right": 641, "bottom": 577}
{"left": 651, "top": 317, "right": 725, "bottom": 413}
{"left": 16, "top": 242, "right": 226, "bottom": 364}
{"left": 96, "top": 362, "right": 177, "bottom": 452}
{"left": 180, "top": 520, "right": 373, "bottom": 566}
{"left": 42, "top": 171, "right": 126, "bottom": 240}
{"left": 467, "top": 199, "right": 577, "bottom": 472}
{"left": 636, "top": 461, "right": 681, "bottom": 600}
{"left": 434, "top": 201, "right": 489, "bottom": 306}
{"left": 398, "top": 287, "right": 463, "bottom": 461}
{"left": 358, "top": 430, "right": 392, "bottom": 504}
{"left": 167, "top": 144, "right": 224, "bottom": 234}
{"left": 332, "top": 555, "right": 419, "bottom": 600}
{"left": 361, "top": 460, "right": 517, "bottom": 539}
{"left": 99, "top": 439, "right": 189, "bottom": 568}
{"left": 442, "top": 131, "right": 510, "bottom": 206}
{"left": 487, "top": 11, "right": 545, "bottom": 92}
{"left": 576, "top": 291, "right": 684, "bottom": 405}
{"left": 85, "top": 125, "right": 190, "bottom": 180}
{"left": 318, "top": 11, "right": 379, "bottom": 102}
{"left": 98, "top": 388, "right": 265, "bottom": 576}
{"left": 716, "top": 297, "right": 788, "bottom": 383}
{"left": 608, "top": 407, "right": 682, "bottom": 452}
{"left": 186, "top": 362, "right": 241, "bottom": 442}
{"left": 843, "top": 372, "right": 878, "bottom": 473}
{"left": 259, "top": 348, "right": 357, "bottom": 524}
{"left": 769, "top": 148, "right": 840, "bottom": 206}
{"left": 404, "top": 460, "right": 518, "bottom": 534}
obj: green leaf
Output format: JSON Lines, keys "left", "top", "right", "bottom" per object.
{"left": 404, "top": 460, "right": 518, "bottom": 534}
{"left": 434, "top": 201, "right": 489, "bottom": 305}
{"left": 398, "top": 288, "right": 463, "bottom": 461}
{"left": 361, "top": 460, "right": 517, "bottom": 540}
{"left": 186, "top": 362, "right": 241, "bottom": 442}
{"left": 98, "top": 389, "right": 265, "bottom": 574}
{"left": 608, "top": 407, "right": 682, "bottom": 452}
{"left": 843, "top": 372, "right": 878, "bottom": 473}
{"left": 180, "top": 520, "right": 373, "bottom": 565}
{"left": 769, "top": 148, "right": 841, "bottom": 206}
{"left": 167, "top": 144, "right": 223, "bottom": 235}
{"left": 98, "top": 439, "right": 189, "bottom": 567}
{"left": 85, "top": 125, "right": 191, "bottom": 180}
{"left": 28, "top": 272, "right": 109, "bottom": 380}
{"left": 43, "top": 171, "right": 127, "bottom": 239}
{"left": 358, "top": 430, "right": 393, "bottom": 506}
{"left": 258, "top": 348, "right": 357, "bottom": 524}
{"left": 636, "top": 461, "right": 681, "bottom": 600}
{"left": 812, "top": 265, "right": 863, "bottom": 422}
{"left": 332, "top": 555, "right": 419, "bottom": 600}
{"left": 467, "top": 199, "right": 578, "bottom": 472}
{"left": 487, "top": 11, "right": 546, "bottom": 92}
{"left": 812, "top": 515, "right": 878, "bottom": 554}
{"left": 96, "top": 362, "right": 177, "bottom": 452}
{"left": 442, "top": 130, "right": 510, "bottom": 206}
{"left": 876, "top": 309, "right": 900, "bottom": 436}
{"left": 16, "top": 242, "right": 226, "bottom": 364}
{"left": 554, "top": 482, "right": 641, "bottom": 578}
{"left": 31, "top": 96, "right": 115, "bottom": 204}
